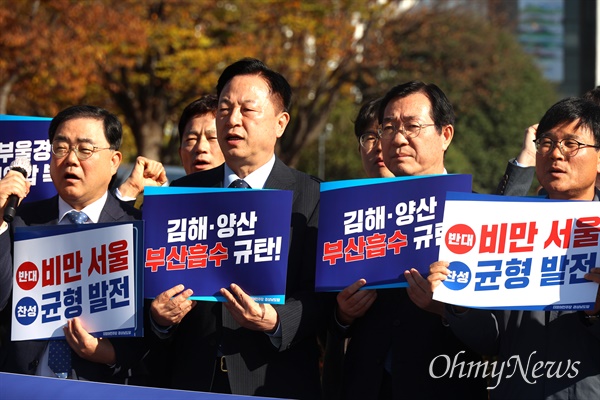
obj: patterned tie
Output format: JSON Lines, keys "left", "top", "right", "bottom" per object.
{"left": 228, "top": 179, "right": 251, "bottom": 189}
{"left": 66, "top": 210, "right": 90, "bottom": 224}
{"left": 48, "top": 340, "right": 71, "bottom": 378}
{"left": 48, "top": 210, "right": 88, "bottom": 378}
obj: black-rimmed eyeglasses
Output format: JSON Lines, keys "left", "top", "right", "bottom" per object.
{"left": 533, "top": 136, "right": 600, "bottom": 157}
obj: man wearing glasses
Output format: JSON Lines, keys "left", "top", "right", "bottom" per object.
{"left": 0, "top": 105, "right": 143, "bottom": 382}
{"left": 354, "top": 97, "right": 394, "bottom": 179}
{"left": 429, "top": 97, "right": 600, "bottom": 399}
{"left": 333, "top": 81, "right": 487, "bottom": 399}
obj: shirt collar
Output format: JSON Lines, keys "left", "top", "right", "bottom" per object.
{"left": 224, "top": 155, "right": 275, "bottom": 189}
{"left": 58, "top": 191, "right": 108, "bottom": 224}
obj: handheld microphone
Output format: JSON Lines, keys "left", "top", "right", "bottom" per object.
{"left": 3, "top": 157, "right": 33, "bottom": 223}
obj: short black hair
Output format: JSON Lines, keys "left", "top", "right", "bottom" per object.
{"left": 583, "top": 86, "right": 600, "bottom": 106}
{"left": 49, "top": 105, "right": 122, "bottom": 149}
{"left": 216, "top": 58, "right": 292, "bottom": 113}
{"left": 537, "top": 97, "right": 600, "bottom": 146}
{"left": 178, "top": 94, "right": 218, "bottom": 145}
{"left": 354, "top": 98, "right": 382, "bottom": 140}
{"left": 378, "top": 81, "right": 455, "bottom": 131}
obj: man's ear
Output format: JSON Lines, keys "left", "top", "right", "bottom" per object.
{"left": 441, "top": 124, "right": 454, "bottom": 151}
{"left": 275, "top": 112, "right": 290, "bottom": 138}
{"left": 111, "top": 151, "right": 123, "bottom": 176}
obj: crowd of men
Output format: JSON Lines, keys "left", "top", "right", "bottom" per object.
{"left": 1, "top": 58, "right": 599, "bottom": 400}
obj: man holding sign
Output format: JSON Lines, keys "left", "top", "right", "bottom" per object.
{"left": 0, "top": 105, "right": 143, "bottom": 382}
{"left": 333, "top": 81, "right": 487, "bottom": 399}
{"left": 429, "top": 97, "right": 600, "bottom": 398}
{"left": 148, "top": 58, "right": 323, "bottom": 398}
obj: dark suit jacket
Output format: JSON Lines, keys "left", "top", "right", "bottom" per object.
{"left": 161, "top": 159, "right": 325, "bottom": 399}
{"left": 0, "top": 193, "right": 143, "bottom": 383}
{"left": 334, "top": 288, "right": 488, "bottom": 400}
{"left": 496, "top": 159, "right": 535, "bottom": 196}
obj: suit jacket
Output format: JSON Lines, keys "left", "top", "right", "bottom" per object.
{"left": 334, "top": 288, "right": 488, "bottom": 400}
{"left": 161, "top": 159, "right": 325, "bottom": 399}
{"left": 0, "top": 193, "right": 143, "bottom": 383}
{"left": 496, "top": 159, "right": 535, "bottom": 196}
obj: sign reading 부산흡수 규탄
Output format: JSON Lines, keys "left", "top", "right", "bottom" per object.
{"left": 432, "top": 192, "right": 599, "bottom": 310}
{"left": 11, "top": 221, "right": 144, "bottom": 341}
{"left": 0, "top": 115, "right": 57, "bottom": 202}
{"left": 142, "top": 186, "right": 292, "bottom": 304}
{"left": 315, "top": 174, "right": 472, "bottom": 291}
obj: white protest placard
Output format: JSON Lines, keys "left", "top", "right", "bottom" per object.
{"left": 433, "top": 192, "right": 599, "bottom": 311}
{"left": 12, "top": 222, "right": 143, "bottom": 341}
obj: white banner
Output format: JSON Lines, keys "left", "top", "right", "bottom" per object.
{"left": 432, "top": 192, "right": 599, "bottom": 311}
{"left": 12, "top": 223, "right": 139, "bottom": 340}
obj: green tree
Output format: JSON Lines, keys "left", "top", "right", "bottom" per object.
{"left": 298, "top": 7, "right": 557, "bottom": 194}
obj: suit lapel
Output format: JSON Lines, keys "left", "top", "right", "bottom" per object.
{"left": 264, "top": 158, "right": 295, "bottom": 191}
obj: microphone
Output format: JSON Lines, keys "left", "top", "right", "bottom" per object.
{"left": 3, "top": 157, "right": 33, "bottom": 223}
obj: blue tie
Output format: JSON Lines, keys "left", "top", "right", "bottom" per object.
{"left": 48, "top": 210, "right": 88, "bottom": 378}
{"left": 48, "top": 340, "right": 71, "bottom": 378}
{"left": 66, "top": 210, "right": 89, "bottom": 224}
{"left": 228, "top": 179, "right": 251, "bottom": 189}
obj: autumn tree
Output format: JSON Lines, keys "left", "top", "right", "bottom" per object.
{"left": 298, "top": 5, "right": 557, "bottom": 193}
{"left": 3, "top": 0, "right": 557, "bottom": 193}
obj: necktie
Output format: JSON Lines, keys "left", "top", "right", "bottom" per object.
{"left": 228, "top": 179, "right": 251, "bottom": 189}
{"left": 48, "top": 340, "right": 71, "bottom": 378}
{"left": 48, "top": 210, "right": 88, "bottom": 378}
{"left": 66, "top": 210, "right": 90, "bottom": 224}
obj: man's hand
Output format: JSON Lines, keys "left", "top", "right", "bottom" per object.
{"left": 63, "top": 317, "right": 116, "bottom": 365}
{"left": 221, "top": 283, "right": 279, "bottom": 332}
{"left": 150, "top": 284, "right": 196, "bottom": 327}
{"left": 404, "top": 268, "right": 443, "bottom": 316}
{"left": 427, "top": 261, "right": 468, "bottom": 314}
{"left": 336, "top": 279, "right": 377, "bottom": 326}
{"left": 118, "top": 156, "right": 167, "bottom": 198}
{"left": 515, "top": 124, "right": 538, "bottom": 167}
{"left": 0, "top": 170, "right": 30, "bottom": 213}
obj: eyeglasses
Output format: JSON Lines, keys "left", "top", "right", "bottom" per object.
{"left": 359, "top": 132, "right": 379, "bottom": 150}
{"left": 51, "top": 141, "right": 113, "bottom": 160}
{"left": 379, "top": 122, "right": 435, "bottom": 140}
{"left": 533, "top": 136, "right": 600, "bottom": 157}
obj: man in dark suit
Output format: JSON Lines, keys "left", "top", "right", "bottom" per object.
{"left": 148, "top": 58, "right": 323, "bottom": 399}
{"left": 333, "top": 81, "right": 488, "bottom": 399}
{"left": 0, "top": 105, "right": 143, "bottom": 382}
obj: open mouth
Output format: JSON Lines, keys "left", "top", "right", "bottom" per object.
{"left": 225, "top": 133, "right": 243, "bottom": 142}
{"left": 63, "top": 172, "right": 82, "bottom": 184}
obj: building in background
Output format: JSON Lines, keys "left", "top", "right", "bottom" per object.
{"left": 420, "top": 0, "right": 597, "bottom": 96}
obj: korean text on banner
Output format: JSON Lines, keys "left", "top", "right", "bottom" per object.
{"left": 12, "top": 221, "right": 144, "bottom": 341}
{"left": 316, "top": 174, "right": 472, "bottom": 291}
{"left": 0, "top": 115, "right": 57, "bottom": 202}
{"left": 143, "top": 186, "right": 292, "bottom": 305}
{"left": 432, "top": 192, "right": 599, "bottom": 311}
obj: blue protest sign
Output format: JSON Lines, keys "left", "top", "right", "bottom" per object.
{"left": 0, "top": 115, "right": 56, "bottom": 202}
{"left": 316, "top": 174, "right": 472, "bottom": 291}
{"left": 143, "top": 186, "right": 292, "bottom": 304}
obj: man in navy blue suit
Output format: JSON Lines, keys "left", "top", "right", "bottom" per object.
{"left": 0, "top": 105, "right": 142, "bottom": 382}
{"left": 148, "top": 58, "right": 324, "bottom": 399}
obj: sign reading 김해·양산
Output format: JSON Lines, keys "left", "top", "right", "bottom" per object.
{"left": 142, "top": 186, "right": 292, "bottom": 305}
{"left": 315, "top": 174, "right": 472, "bottom": 291}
